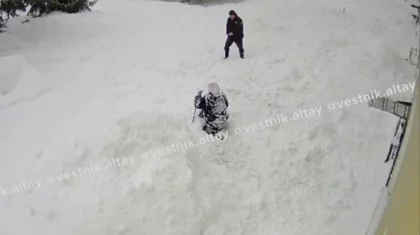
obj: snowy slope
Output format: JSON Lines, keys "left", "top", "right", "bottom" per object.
{"left": 0, "top": 0, "right": 417, "bottom": 234}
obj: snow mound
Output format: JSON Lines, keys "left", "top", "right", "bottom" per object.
{"left": 0, "top": 55, "right": 24, "bottom": 94}
{"left": 0, "top": 55, "right": 50, "bottom": 109}
{"left": 0, "top": 0, "right": 416, "bottom": 234}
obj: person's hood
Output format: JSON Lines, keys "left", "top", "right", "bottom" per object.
{"left": 229, "top": 10, "right": 237, "bottom": 17}
{"left": 207, "top": 83, "right": 221, "bottom": 97}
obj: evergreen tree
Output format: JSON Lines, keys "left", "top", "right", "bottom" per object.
{"left": 0, "top": 0, "right": 25, "bottom": 30}
{"left": 0, "top": 0, "right": 26, "bottom": 19}
{"left": 0, "top": 0, "right": 96, "bottom": 30}
{"left": 25, "top": 0, "right": 97, "bottom": 17}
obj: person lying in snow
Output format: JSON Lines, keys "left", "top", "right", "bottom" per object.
{"left": 194, "top": 83, "right": 229, "bottom": 135}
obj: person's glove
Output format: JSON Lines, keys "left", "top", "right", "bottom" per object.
{"left": 228, "top": 32, "right": 233, "bottom": 36}
{"left": 194, "top": 90, "right": 203, "bottom": 107}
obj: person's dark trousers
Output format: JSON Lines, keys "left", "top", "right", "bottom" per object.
{"left": 224, "top": 36, "right": 244, "bottom": 58}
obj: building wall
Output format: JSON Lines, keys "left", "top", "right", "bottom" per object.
{"left": 374, "top": 78, "right": 419, "bottom": 235}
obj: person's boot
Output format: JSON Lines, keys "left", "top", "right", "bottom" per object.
{"left": 224, "top": 50, "right": 229, "bottom": 59}
{"left": 240, "top": 53, "right": 244, "bottom": 59}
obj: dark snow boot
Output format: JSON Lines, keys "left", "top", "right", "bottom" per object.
{"left": 240, "top": 53, "right": 244, "bottom": 59}
{"left": 224, "top": 51, "right": 229, "bottom": 59}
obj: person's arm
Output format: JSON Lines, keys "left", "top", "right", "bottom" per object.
{"left": 223, "top": 94, "right": 229, "bottom": 107}
{"left": 195, "top": 94, "right": 205, "bottom": 109}
{"left": 226, "top": 19, "right": 229, "bottom": 35}
{"left": 239, "top": 18, "right": 244, "bottom": 36}
{"left": 226, "top": 19, "right": 232, "bottom": 35}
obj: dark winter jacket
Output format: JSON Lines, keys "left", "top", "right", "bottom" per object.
{"left": 226, "top": 15, "right": 244, "bottom": 39}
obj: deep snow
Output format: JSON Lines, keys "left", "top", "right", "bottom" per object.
{"left": 0, "top": 0, "right": 417, "bottom": 234}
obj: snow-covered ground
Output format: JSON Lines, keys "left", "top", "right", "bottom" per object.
{"left": 0, "top": 0, "right": 417, "bottom": 234}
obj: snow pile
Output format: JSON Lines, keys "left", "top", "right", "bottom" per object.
{"left": 0, "top": 55, "right": 25, "bottom": 94}
{"left": 0, "top": 54, "right": 50, "bottom": 109}
{"left": 0, "top": 0, "right": 418, "bottom": 234}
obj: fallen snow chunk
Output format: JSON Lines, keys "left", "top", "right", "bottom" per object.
{"left": 0, "top": 55, "right": 24, "bottom": 95}
{"left": 0, "top": 55, "right": 50, "bottom": 108}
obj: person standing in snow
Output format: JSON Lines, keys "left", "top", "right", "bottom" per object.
{"left": 224, "top": 10, "right": 244, "bottom": 59}
{"left": 194, "top": 83, "right": 229, "bottom": 135}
